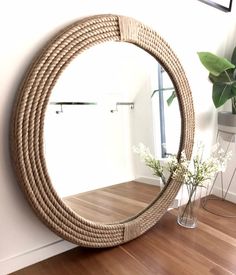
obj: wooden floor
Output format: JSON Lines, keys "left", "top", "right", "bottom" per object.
{"left": 62, "top": 181, "right": 160, "bottom": 223}
{"left": 11, "top": 197, "right": 236, "bottom": 275}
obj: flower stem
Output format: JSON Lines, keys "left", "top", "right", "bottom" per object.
{"left": 179, "top": 184, "right": 198, "bottom": 225}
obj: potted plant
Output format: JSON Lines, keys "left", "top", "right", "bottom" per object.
{"left": 198, "top": 47, "right": 236, "bottom": 133}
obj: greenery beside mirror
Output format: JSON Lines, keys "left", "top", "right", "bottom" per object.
{"left": 151, "top": 86, "right": 176, "bottom": 106}
{"left": 198, "top": 47, "right": 236, "bottom": 114}
{"left": 10, "top": 14, "right": 195, "bottom": 248}
{"left": 133, "top": 143, "right": 179, "bottom": 186}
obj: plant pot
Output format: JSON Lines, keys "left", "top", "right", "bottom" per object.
{"left": 218, "top": 111, "right": 236, "bottom": 135}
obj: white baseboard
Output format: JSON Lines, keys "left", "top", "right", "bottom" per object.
{"left": 212, "top": 186, "right": 236, "bottom": 204}
{"left": 135, "top": 176, "right": 160, "bottom": 186}
{"left": 0, "top": 239, "right": 77, "bottom": 275}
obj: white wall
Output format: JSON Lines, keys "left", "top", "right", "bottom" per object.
{"left": 1, "top": 0, "right": 236, "bottom": 273}
{"left": 44, "top": 42, "right": 159, "bottom": 197}
{"left": 212, "top": 132, "right": 236, "bottom": 202}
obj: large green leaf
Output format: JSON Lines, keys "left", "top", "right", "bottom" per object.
{"left": 212, "top": 82, "right": 236, "bottom": 107}
{"left": 232, "top": 83, "right": 236, "bottom": 95}
{"left": 209, "top": 69, "right": 234, "bottom": 84}
{"left": 198, "top": 52, "right": 235, "bottom": 76}
{"left": 231, "top": 46, "right": 236, "bottom": 66}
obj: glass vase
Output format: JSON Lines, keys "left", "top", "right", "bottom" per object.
{"left": 177, "top": 184, "right": 203, "bottom": 229}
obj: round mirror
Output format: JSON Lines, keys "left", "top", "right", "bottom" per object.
{"left": 44, "top": 42, "right": 181, "bottom": 223}
{"left": 10, "top": 15, "right": 194, "bottom": 247}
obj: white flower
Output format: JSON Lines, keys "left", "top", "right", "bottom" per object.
{"left": 211, "top": 143, "right": 232, "bottom": 172}
{"left": 133, "top": 142, "right": 231, "bottom": 188}
{"left": 132, "top": 143, "right": 153, "bottom": 162}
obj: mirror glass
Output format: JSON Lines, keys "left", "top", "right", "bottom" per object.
{"left": 44, "top": 42, "right": 181, "bottom": 223}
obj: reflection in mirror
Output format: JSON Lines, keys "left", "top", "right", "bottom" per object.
{"left": 153, "top": 65, "right": 181, "bottom": 158}
{"left": 44, "top": 42, "right": 181, "bottom": 223}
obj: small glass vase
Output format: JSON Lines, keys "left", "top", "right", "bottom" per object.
{"left": 177, "top": 184, "right": 203, "bottom": 229}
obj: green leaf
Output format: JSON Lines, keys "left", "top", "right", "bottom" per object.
{"left": 212, "top": 82, "right": 236, "bottom": 107}
{"left": 198, "top": 52, "right": 235, "bottom": 76}
{"left": 232, "top": 83, "right": 236, "bottom": 95}
{"left": 151, "top": 87, "right": 175, "bottom": 98}
{"left": 167, "top": 91, "right": 176, "bottom": 106}
{"left": 209, "top": 70, "right": 234, "bottom": 84}
{"left": 231, "top": 46, "right": 236, "bottom": 66}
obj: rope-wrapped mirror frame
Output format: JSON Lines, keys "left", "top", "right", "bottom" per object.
{"left": 10, "top": 14, "right": 195, "bottom": 247}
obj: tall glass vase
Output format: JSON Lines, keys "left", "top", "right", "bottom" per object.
{"left": 177, "top": 184, "right": 203, "bottom": 229}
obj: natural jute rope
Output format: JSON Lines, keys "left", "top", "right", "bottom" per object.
{"left": 10, "top": 14, "right": 195, "bottom": 247}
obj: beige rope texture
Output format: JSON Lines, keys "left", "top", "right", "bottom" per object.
{"left": 10, "top": 14, "right": 195, "bottom": 247}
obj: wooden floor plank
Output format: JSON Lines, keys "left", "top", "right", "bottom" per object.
{"left": 10, "top": 247, "right": 152, "bottom": 275}
{"left": 10, "top": 188, "right": 236, "bottom": 275}
{"left": 200, "top": 196, "right": 236, "bottom": 238}
{"left": 63, "top": 181, "right": 160, "bottom": 223}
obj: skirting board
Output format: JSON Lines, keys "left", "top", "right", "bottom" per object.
{"left": 0, "top": 239, "right": 77, "bottom": 275}
{"left": 212, "top": 186, "right": 236, "bottom": 204}
{"left": 135, "top": 176, "right": 160, "bottom": 186}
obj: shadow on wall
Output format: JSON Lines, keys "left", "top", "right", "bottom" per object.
{"left": 197, "top": 110, "right": 215, "bottom": 130}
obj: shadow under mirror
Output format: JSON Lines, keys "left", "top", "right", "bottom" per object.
{"left": 44, "top": 41, "right": 181, "bottom": 223}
